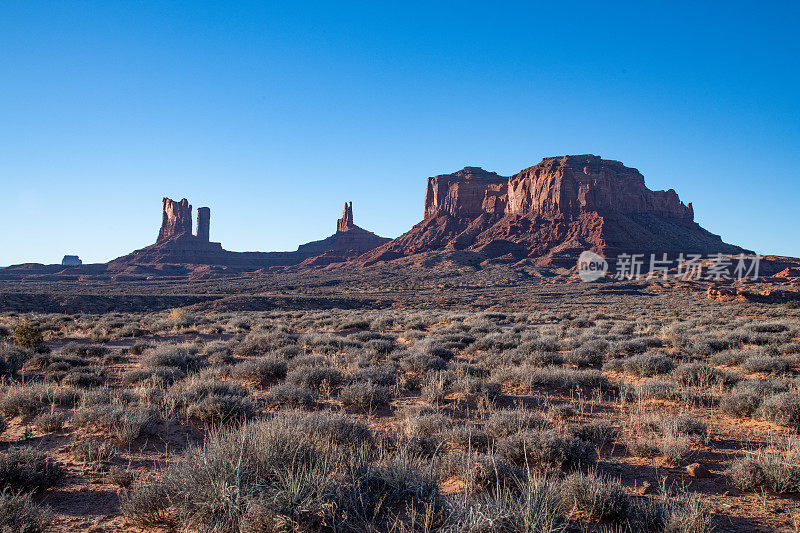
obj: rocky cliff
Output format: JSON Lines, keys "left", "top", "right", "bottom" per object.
{"left": 157, "top": 198, "right": 194, "bottom": 243}
{"left": 361, "top": 155, "right": 748, "bottom": 264}
{"left": 107, "top": 198, "right": 389, "bottom": 274}
{"left": 337, "top": 202, "right": 354, "bottom": 232}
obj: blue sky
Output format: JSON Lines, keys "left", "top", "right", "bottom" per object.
{"left": 2, "top": 1, "right": 798, "bottom": 265}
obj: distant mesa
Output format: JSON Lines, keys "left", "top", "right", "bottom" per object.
{"left": 61, "top": 255, "right": 82, "bottom": 266}
{"left": 359, "top": 155, "right": 751, "bottom": 265}
{"left": 106, "top": 197, "right": 389, "bottom": 273}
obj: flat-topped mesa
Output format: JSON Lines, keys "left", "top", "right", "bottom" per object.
{"left": 506, "top": 155, "right": 694, "bottom": 220}
{"left": 157, "top": 198, "right": 194, "bottom": 243}
{"left": 423, "top": 157, "right": 693, "bottom": 222}
{"left": 337, "top": 202, "right": 354, "bottom": 232}
{"left": 358, "top": 154, "right": 747, "bottom": 264}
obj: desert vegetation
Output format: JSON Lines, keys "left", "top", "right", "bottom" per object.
{"left": 0, "top": 292, "right": 799, "bottom": 531}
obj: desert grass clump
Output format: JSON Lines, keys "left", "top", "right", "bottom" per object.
{"left": 658, "top": 430, "right": 692, "bottom": 464}
{"left": 662, "top": 413, "right": 708, "bottom": 441}
{"left": 758, "top": 391, "right": 800, "bottom": 429}
{"left": 438, "top": 451, "right": 519, "bottom": 492}
{"left": 0, "top": 447, "right": 63, "bottom": 493}
{"left": 61, "top": 369, "right": 103, "bottom": 388}
{"left": 658, "top": 491, "right": 713, "bottom": 533}
{"left": 141, "top": 343, "right": 204, "bottom": 373}
{"left": 573, "top": 420, "right": 617, "bottom": 448}
{"left": 0, "top": 488, "right": 53, "bottom": 533}
{"left": 286, "top": 365, "right": 344, "bottom": 392}
{"left": 559, "top": 469, "right": 628, "bottom": 521}
{"left": 71, "top": 437, "right": 115, "bottom": 464}
{"left": 73, "top": 404, "right": 160, "bottom": 444}
{"left": 421, "top": 371, "right": 450, "bottom": 404}
{"left": 448, "top": 424, "right": 491, "bottom": 453}
{"left": 0, "top": 342, "right": 32, "bottom": 377}
{"left": 726, "top": 441, "right": 800, "bottom": 493}
{"left": 710, "top": 348, "right": 750, "bottom": 367}
{"left": 338, "top": 381, "right": 391, "bottom": 412}
{"left": 604, "top": 351, "right": 674, "bottom": 377}
{"left": 527, "top": 366, "right": 610, "bottom": 393}
{"left": 673, "top": 361, "right": 736, "bottom": 388}
{"left": 398, "top": 405, "right": 451, "bottom": 438}
{"left": 230, "top": 357, "right": 287, "bottom": 385}
{"left": 452, "top": 375, "right": 501, "bottom": 400}
{"left": 496, "top": 429, "right": 595, "bottom": 471}
{"left": 122, "top": 367, "right": 186, "bottom": 387}
{"left": 119, "top": 482, "right": 172, "bottom": 529}
{"left": 484, "top": 408, "right": 547, "bottom": 438}
{"left": 301, "top": 412, "right": 373, "bottom": 445}
{"left": 59, "top": 342, "right": 108, "bottom": 358}
{"left": 720, "top": 388, "right": 762, "bottom": 418}
{"left": 33, "top": 411, "right": 68, "bottom": 433}
{"left": 398, "top": 351, "right": 447, "bottom": 374}
{"left": 635, "top": 379, "right": 676, "bottom": 401}
{"left": 740, "top": 354, "right": 789, "bottom": 375}
{"left": 120, "top": 415, "right": 443, "bottom": 532}
{"left": 452, "top": 474, "right": 565, "bottom": 533}
{"left": 363, "top": 337, "right": 396, "bottom": 356}
{"left": 265, "top": 383, "right": 316, "bottom": 407}
{"left": 564, "top": 340, "right": 607, "bottom": 368}
{"left": 186, "top": 394, "right": 257, "bottom": 424}
{"left": 351, "top": 364, "right": 397, "bottom": 386}
{"left": 171, "top": 377, "right": 256, "bottom": 424}
{"left": 719, "top": 378, "right": 788, "bottom": 418}
{"left": 0, "top": 383, "right": 67, "bottom": 419}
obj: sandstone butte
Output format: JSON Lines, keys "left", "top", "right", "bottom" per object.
{"left": 105, "top": 198, "right": 390, "bottom": 274}
{"left": 358, "top": 154, "right": 750, "bottom": 266}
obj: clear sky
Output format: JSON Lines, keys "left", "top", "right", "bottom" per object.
{"left": 2, "top": 1, "right": 798, "bottom": 265}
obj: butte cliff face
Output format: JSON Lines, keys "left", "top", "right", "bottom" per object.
{"left": 362, "top": 155, "right": 749, "bottom": 264}
{"left": 157, "top": 198, "right": 194, "bottom": 243}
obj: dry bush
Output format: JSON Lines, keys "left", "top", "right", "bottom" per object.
{"left": 338, "top": 381, "right": 391, "bottom": 411}
{"left": 231, "top": 358, "right": 287, "bottom": 385}
{"left": 120, "top": 415, "right": 443, "bottom": 532}
{"left": 265, "top": 383, "right": 316, "bottom": 407}
{"left": 726, "top": 440, "right": 800, "bottom": 494}
{"left": 33, "top": 411, "right": 68, "bottom": 433}
{"left": 559, "top": 469, "right": 628, "bottom": 521}
{"left": 0, "top": 488, "right": 53, "bottom": 533}
{"left": 496, "top": 429, "right": 595, "bottom": 471}
{"left": 0, "top": 447, "right": 63, "bottom": 493}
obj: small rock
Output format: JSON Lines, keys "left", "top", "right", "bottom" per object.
{"left": 686, "top": 463, "right": 711, "bottom": 478}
